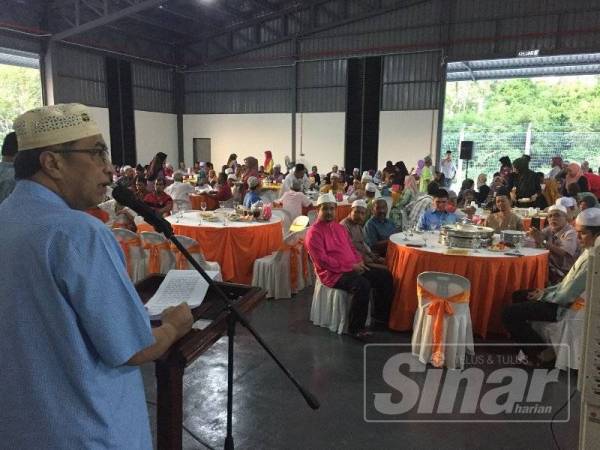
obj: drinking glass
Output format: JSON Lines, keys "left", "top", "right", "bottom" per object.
{"left": 513, "top": 235, "right": 523, "bottom": 255}
{"left": 200, "top": 201, "right": 207, "bottom": 212}
{"left": 472, "top": 235, "right": 481, "bottom": 253}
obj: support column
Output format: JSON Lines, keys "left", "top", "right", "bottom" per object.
{"left": 40, "top": 41, "right": 58, "bottom": 105}
{"left": 174, "top": 70, "right": 185, "bottom": 166}
{"left": 291, "top": 38, "right": 299, "bottom": 163}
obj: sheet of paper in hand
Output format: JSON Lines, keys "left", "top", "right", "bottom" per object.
{"left": 145, "top": 270, "right": 220, "bottom": 319}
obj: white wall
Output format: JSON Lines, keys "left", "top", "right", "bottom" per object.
{"left": 378, "top": 110, "right": 438, "bottom": 171}
{"left": 295, "top": 112, "right": 345, "bottom": 173}
{"left": 182, "top": 112, "right": 346, "bottom": 172}
{"left": 183, "top": 113, "right": 291, "bottom": 169}
{"left": 87, "top": 106, "right": 111, "bottom": 148}
{"left": 134, "top": 110, "right": 178, "bottom": 167}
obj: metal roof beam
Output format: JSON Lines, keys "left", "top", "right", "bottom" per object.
{"left": 51, "top": 0, "right": 165, "bottom": 41}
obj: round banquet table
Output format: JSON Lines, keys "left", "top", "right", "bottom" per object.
{"left": 302, "top": 201, "right": 352, "bottom": 222}
{"left": 139, "top": 211, "right": 283, "bottom": 284}
{"left": 189, "top": 193, "right": 219, "bottom": 211}
{"left": 386, "top": 232, "right": 549, "bottom": 338}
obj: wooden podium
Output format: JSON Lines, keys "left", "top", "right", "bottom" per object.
{"left": 135, "top": 275, "right": 266, "bottom": 450}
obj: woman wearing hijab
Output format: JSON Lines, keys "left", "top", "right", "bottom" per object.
{"left": 392, "top": 161, "right": 409, "bottom": 187}
{"left": 241, "top": 156, "right": 259, "bottom": 197}
{"left": 263, "top": 150, "right": 274, "bottom": 174}
{"left": 542, "top": 177, "right": 561, "bottom": 208}
{"left": 396, "top": 175, "right": 419, "bottom": 209}
{"left": 511, "top": 156, "right": 541, "bottom": 207}
{"left": 226, "top": 153, "right": 238, "bottom": 172}
{"left": 147, "top": 152, "right": 167, "bottom": 182}
{"left": 476, "top": 173, "right": 490, "bottom": 205}
{"left": 564, "top": 162, "right": 589, "bottom": 195}
{"left": 271, "top": 164, "right": 284, "bottom": 183}
{"left": 418, "top": 156, "right": 433, "bottom": 192}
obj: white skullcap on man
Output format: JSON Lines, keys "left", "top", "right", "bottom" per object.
{"left": 365, "top": 182, "right": 377, "bottom": 193}
{"left": 548, "top": 204, "right": 567, "bottom": 215}
{"left": 13, "top": 103, "right": 101, "bottom": 151}
{"left": 351, "top": 199, "right": 367, "bottom": 209}
{"left": 556, "top": 197, "right": 576, "bottom": 209}
{"left": 576, "top": 207, "right": 600, "bottom": 226}
{"left": 227, "top": 174, "right": 237, "bottom": 181}
{"left": 247, "top": 176, "right": 260, "bottom": 188}
{"left": 317, "top": 192, "right": 336, "bottom": 206}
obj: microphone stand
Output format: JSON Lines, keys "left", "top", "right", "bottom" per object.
{"left": 156, "top": 221, "right": 320, "bottom": 450}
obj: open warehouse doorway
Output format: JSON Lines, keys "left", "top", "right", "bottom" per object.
{"left": 0, "top": 47, "right": 42, "bottom": 142}
{"left": 440, "top": 53, "right": 600, "bottom": 190}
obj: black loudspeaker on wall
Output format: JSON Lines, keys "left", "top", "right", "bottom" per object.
{"left": 459, "top": 141, "right": 474, "bottom": 160}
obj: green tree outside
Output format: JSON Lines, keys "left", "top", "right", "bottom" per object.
{"left": 442, "top": 76, "right": 600, "bottom": 180}
{"left": 0, "top": 64, "right": 42, "bottom": 141}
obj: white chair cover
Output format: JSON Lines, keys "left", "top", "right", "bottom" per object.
{"left": 310, "top": 276, "right": 350, "bottom": 334}
{"left": 139, "top": 231, "right": 176, "bottom": 274}
{"left": 531, "top": 306, "right": 584, "bottom": 370}
{"left": 272, "top": 209, "right": 293, "bottom": 236}
{"left": 411, "top": 272, "right": 474, "bottom": 369}
{"left": 112, "top": 227, "right": 147, "bottom": 282}
{"left": 251, "top": 231, "right": 301, "bottom": 299}
{"left": 173, "top": 234, "right": 222, "bottom": 281}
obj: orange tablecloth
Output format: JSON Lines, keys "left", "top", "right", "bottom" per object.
{"left": 386, "top": 242, "right": 548, "bottom": 337}
{"left": 138, "top": 219, "right": 282, "bottom": 284}
{"left": 190, "top": 194, "right": 219, "bottom": 211}
{"left": 302, "top": 203, "right": 351, "bottom": 222}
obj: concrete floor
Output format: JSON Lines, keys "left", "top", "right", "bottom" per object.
{"left": 142, "top": 286, "right": 580, "bottom": 450}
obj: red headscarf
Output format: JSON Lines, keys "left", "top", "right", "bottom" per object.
{"left": 264, "top": 150, "right": 272, "bottom": 167}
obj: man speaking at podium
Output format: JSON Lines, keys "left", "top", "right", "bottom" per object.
{"left": 0, "top": 104, "right": 193, "bottom": 449}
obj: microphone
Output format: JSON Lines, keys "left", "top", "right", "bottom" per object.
{"left": 112, "top": 184, "right": 173, "bottom": 235}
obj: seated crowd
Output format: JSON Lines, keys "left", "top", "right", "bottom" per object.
{"left": 2, "top": 116, "right": 600, "bottom": 355}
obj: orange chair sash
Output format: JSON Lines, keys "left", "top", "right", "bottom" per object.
{"left": 298, "top": 238, "right": 309, "bottom": 283}
{"left": 117, "top": 236, "right": 142, "bottom": 278}
{"left": 278, "top": 240, "right": 308, "bottom": 291}
{"left": 143, "top": 241, "right": 171, "bottom": 274}
{"left": 417, "top": 284, "right": 470, "bottom": 368}
{"left": 170, "top": 242, "right": 204, "bottom": 269}
{"left": 570, "top": 297, "right": 585, "bottom": 311}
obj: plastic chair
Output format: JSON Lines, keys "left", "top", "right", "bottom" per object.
{"left": 310, "top": 275, "right": 351, "bottom": 334}
{"left": 530, "top": 300, "right": 585, "bottom": 370}
{"left": 112, "top": 227, "right": 147, "bottom": 282}
{"left": 288, "top": 216, "right": 314, "bottom": 291}
{"left": 411, "top": 272, "right": 474, "bottom": 369}
{"left": 251, "top": 230, "right": 306, "bottom": 299}
{"left": 139, "top": 231, "right": 176, "bottom": 274}
{"left": 171, "top": 235, "right": 222, "bottom": 281}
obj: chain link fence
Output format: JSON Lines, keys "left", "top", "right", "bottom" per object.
{"left": 441, "top": 130, "right": 600, "bottom": 182}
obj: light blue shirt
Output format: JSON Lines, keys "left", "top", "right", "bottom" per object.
{"left": 243, "top": 189, "right": 262, "bottom": 208}
{"left": 417, "top": 209, "right": 458, "bottom": 230}
{"left": 364, "top": 216, "right": 398, "bottom": 247}
{"left": 0, "top": 180, "right": 155, "bottom": 449}
{"left": 543, "top": 249, "right": 589, "bottom": 320}
{"left": 0, "top": 160, "right": 15, "bottom": 204}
